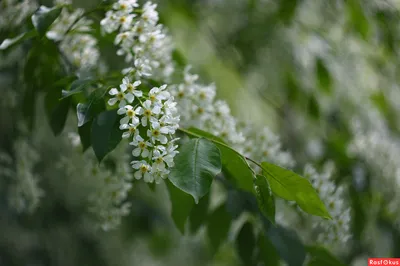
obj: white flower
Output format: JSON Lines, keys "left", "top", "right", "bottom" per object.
{"left": 108, "top": 81, "right": 135, "bottom": 108}
{"left": 147, "top": 121, "right": 169, "bottom": 144}
{"left": 132, "top": 160, "right": 153, "bottom": 182}
{"left": 149, "top": 84, "right": 170, "bottom": 103}
{"left": 141, "top": 2, "right": 159, "bottom": 25}
{"left": 141, "top": 100, "right": 161, "bottom": 126}
{"left": 112, "top": 0, "right": 138, "bottom": 13}
{"left": 117, "top": 105, "right": 140, "bottom": 125}
{"left": 120, "top": 123, "right": 139, "bottom": 139}
{"left": 130, "top": 135, "right": 152, "bottom": 158}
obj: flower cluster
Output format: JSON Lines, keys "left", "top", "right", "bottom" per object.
{"left": 0, "top": 0, "right": 37, "bottom": 30}
{"left": 47, "top": 0, "right": 99, "bottom": 72}
{"left": 304, "top": 162, "right": 352, "bottom": 247}
{"left": 100, "top": 0, "right": 174, "bottom": 80}
{"left": 239, "top": 124, "right": 296, "bottom": 169}
{"left": 0, "top": 139, "right": 44, "bottom": 214}
{"left": 59, "top": 132, "right": 133, "bottom": 231}
{"left": 108, "top": 77, "right": 180, "bottom": 184}
{"left": 171, "top": 66, "right": 294, "bottom": 169}
{"left": 349, "top": 120, "right": 400, "bottom": 229}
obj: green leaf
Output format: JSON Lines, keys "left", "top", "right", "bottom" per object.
{"left": 187, "top": 127, "right": 226, "bottom": 143}
{"left": 78, "top": 121, "right": 92, "bottom": 152}
{"left": 22, "top": 86, "right": 38, "bottom": 131}
{"left": 61, "top": 78, "right": 95, "bottom": 99}
{"left": 169, "top": 138, "right": 222, "bottom": 204}
{"left": 254, "top": 175, "right": 275, "bottom": 224}
{"left": 166, "top": 179, "right": 194, "bottom": 234}
{"left": 44, "top": 88, "right": 70, "bottom": 136}
{"left": 189, "top": 192, "right": 210, "bottom": 234}
{"left": 277, "top": 0, "right": 299, "bottom": 24}
{"left": 308, "top": 95, "right": 320, "bottom": 120}
{"left": 0, "top": 30, "right": 37, "bottom": 51}
{"left": 261, "top": 161, "right": 331, "bottom": 219}
{"left": 316, "top": 58, "right": 332, "bottom": 94}
{"left": 91, "top": 110, "right": 122, "bottom": 162}
{"left": 267, "top": 225, "right": 306, "bottom": 266}
{"left": 31, "top": 6, "right": 63, "bottom": 37}
{"left": 347, "top": 0, "right": 369, "bottom": 40}
{"left": 257, "top": 234, "right": 280, "bottom": 266}
{"left": 306, "top": 246, "right": 347, "bottom": 266}
{"left": 207, "top": 204, "right": 231, "bottom": 254}
{"left": 186, "top": 127, "right": 254, "bottom": 193}
{"left": 77, "top": 90, "right": 106, "bottom": 127}
{"left": 236, "top": 222, "right": 256, "bottom": 265}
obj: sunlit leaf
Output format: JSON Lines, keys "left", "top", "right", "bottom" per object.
{"left": 254, "top": 174, "right": 275, "bottom": 224}
{"left": 261, "top": 161, "right": 331, "bottom": 219}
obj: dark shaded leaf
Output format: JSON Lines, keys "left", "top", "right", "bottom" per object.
{"left": 61, "top": 78, "right": 95, "bottom": 99}
{"left": 308, "top": 95, "right": 320, "bottom": 120}
{"left": 169, "top": 138, "right": 222, "bottom": 203}
{"left": 44, "top": 88, "right": 70, "bottom": 136}
{"left": 267, "top": 225, "right": 306, "bottom": 266}
{"left": 306, "top": 246, "right": 347, "bottom": 266}
{"left": 91, "top": 110, "right": 122, "bottom": 162}
{"left": 316, "top": 58, "right": 332, "bottom": 93}
{"left": 77, "top": 90, "right": 106, "bottom": 127}
{"left": 277, "top": 0, "right": 299, "bottom": 24}
{"left": 0, "top": 30, "right": 37, "bottom": 51}
{"left": 166, "top": 179, "right": 194, "bottom": 234}
{"left": 32, "top": 6, "right": 63, "bottom": 37}
{"left": 236, "top": 222, "right": 256, "bottom": 265}
{"left": 207, "top": 204, "right": 232, "bottom": 254}
{"left": 78, "top": 121, "right": 92, "bottom": 152}
{"left": 189, "top": 192, "right": 210, "bottom": 234}
{"left": 257, "top": 234, "right": 280, "bottom": 266}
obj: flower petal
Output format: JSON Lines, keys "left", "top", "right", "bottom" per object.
{"left": 108, "top": 98, "right": 118, "bottom": 106}
{"left": 109, "top": 88, "right": 119, "bottom": 95}
{"left": 125, "top": 93, "right": 134, "bottom": 103}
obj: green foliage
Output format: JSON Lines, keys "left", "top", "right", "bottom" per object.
{"left": 91, "top": 109, "right": 122, "bottom": 162}
{"left": 256, "top": 234, "right": 280, "bottom": 266}
{"left": 316, "top": 58, "right": 332, "bottom": 94}
{"left": 235, "top": 222, "right": 256, "bottom": 265}
{"left": 0, "top": 30, "right": 37, "bottom": 51}
{"left": 306, "top": 246, "right": 347, "bottom": 266}
{"left": 261, "top": 161, "right": 331, "bottom": 219}
{"left": 347, "top": 0, "right": 370, "bottom": 40}
{"left": 267, "top": 225, "right": 306, "bottom": 266}
{"left": 166, "top": 179, "right": 194, "bottom": 234}
{"left": 168, "top": 138, "right": 222, "bottom": 203}
{"left": 189, "top": 192, "right": 210, "bottom": 234}
{"left": 61, "top": 78, "right": 96, "bottom": 99}
{"left": 254, "top": 174, "right": 275, "bottom": 224}
{"left": 44, "top": 87, "right": 71, "bottom": 136}
{"left": 76, "top": 90, "right": 106, "bottom": 127}
{"left": 31, "top": 6, "right": 63, "bottom": 37}
{"left": 78, "top": 121, "right": 92, "bottom": 152}
{"left": 185, "top": 127, "right": 254, "bottom": 193}
{"left": 207, "top": 204, "right": 232, "bottom": 254}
